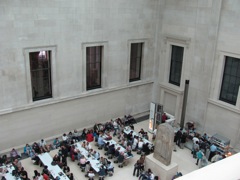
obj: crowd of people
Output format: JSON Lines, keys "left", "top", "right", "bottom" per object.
{"left": 1, "top": 114, "right": 229, "bottom": 180}
{"left": 173, "top": 126, "right": 227, "bottom": 169}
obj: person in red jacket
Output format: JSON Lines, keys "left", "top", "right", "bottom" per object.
{"left": 86, "top": 130, "right": 94, "bottom": 142}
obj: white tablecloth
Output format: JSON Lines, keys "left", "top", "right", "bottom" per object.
{"left": 38, "top": 153, "right": 69, "bottom": 180}
{"left": 75, "top": 143, "right": 102, "bottom": 172}
{"left": 124, "top": 127, "right": 154, "bottom": 148}
{"left": 0, "top": 164, "right": 17, "bottom": 180}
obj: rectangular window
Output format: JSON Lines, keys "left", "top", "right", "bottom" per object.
{"left": 86, "top": 46, "right": 102, "bottom": 90}
{"left": 129, "top": 43, "right": 143, "bottom": 82}
{"left": 169, "top": 45, "right": 184, "bottom": 86}
{"left": 219, "top": 56, "right": 240, "bottom": 105}
{"left": 29, "top": 51, "right": 52, "bottom": 101}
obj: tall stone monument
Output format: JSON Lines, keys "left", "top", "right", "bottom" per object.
{"left": 145, "top": 123, "right": 178, "bottom": 180}
{"left": 153, "top": 123, "right": 174, "bottom": 166}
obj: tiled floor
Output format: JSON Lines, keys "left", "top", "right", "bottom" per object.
{"left": 21, "top": 120, "right": 199, "bottom": 179}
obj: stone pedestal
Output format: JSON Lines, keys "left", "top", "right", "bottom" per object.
{"left": 145, "top": 154, "right": 178, "bottom": 180}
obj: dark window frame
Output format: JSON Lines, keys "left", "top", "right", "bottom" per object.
{"left": 86, "top": 46, "right": 102, "bottom": 90}
{"left": 29, "top": 51, "right": 52, "bottom": 101}
{"left": 219, "top": 56, "right": 240, "bottom": 105}
{"left": 129, "top": 43, "right": 143, "bottom": 82}
{"left": 169, "top": 45, "right": 184, "bottom": 86}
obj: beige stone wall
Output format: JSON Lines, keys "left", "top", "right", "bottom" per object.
{"left": 0, "top": 0, "right": 157, "bottom": 150}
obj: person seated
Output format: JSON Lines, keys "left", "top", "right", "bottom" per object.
{"left": 129, "top": 124, "right": 134, "bottom": 130}
{"left": 24, "top": 144, "right": 35, "bottom": 157}
{"left": 0, "top": 167, "right": 8, "bottom": 178}
{"left": 20, "top": 167, "right": 29, "bottom": 180}
{"left": 62, "top": 133, "right": 68, "bottom": 143}
{"left": 81, "top": 141, "right": 86, "bottom": 149}
{"left": 127, "top": 131, "right": 133, "bottom": 141}
{"left": 72, "top": 129, "right": 80, "bottom": 142}
{"left": 126, "top": 144, "right": 133, "bottom": 156}
{"left": 42, "top": 172, "right": 50, "bottom": 180}
{"left": 117, "top": 152, "right": 125, "bottom": 168}
{"left": 98, "top": 165, "right": 106, "bottom": 180}
{"left": 106, "top": 144, "right": 115, "bottom": 156}
{"left": 81, "top": 129, "right": 87, "bottom": 141}
{"left": 100, "top": 157, "right": 108, "bottom": 166}
{"left": 142, "top": 143, "right": 150, "bottom": 155}
{"left": 68, "top": 173, "right": 74, "bottom": 180}
{"left": 79, "top": 156, "right": 87, "bottom": 171}
{"left": 53, "top": 154, "right": 62, "bottom": 167}
{"left": 143, "top": 132, "right": 149, "bottom": 140}
{"left": 42, "top": 165, "right": 50, "bottom": 176}
{"left": 33, "top": 170, "right": 42, "bottom": 180}
{"left": 84, "top": 161, "right": 91, "bottom": 176}
{"left": 137, "top": 139, "right": 144, "bottom": 153}
{"left": 106, "top": 160, "right": 114, "bottom": 176}
{"left": 86, "top": 130, "right": 94, "bottom": 142}
{"left": 39, "top": 139, "right": 51, "bottom": 152}
{"left": 62, "top": 165, "right": 70, "bottom": 176}
{"left": 120, "top": 138, "right": 128, "bottom": 148}
{"left": 113, "top": 147, "right": 120, "bottom": 161}
{"left": 32, "top": 142, "right": 42, "bottom": 154}
{"left": 10, "top": 148, "right": 21, "bottom": 160}
{"left": 1, "top": 155, "right": 10, "bottom": 165}
{"left": 93, "top": 151, "right": 100, "bottom": 160}
{"left": 86, "top": 142, "right": 92, "bottom": 151}
{"left": 139, "top": 168, "right": 154, "bottom": 180}
{"left": 53, "top": 138, "right": 61, "bottom": 149}
{"left": 12, "top": 158, "right": 22, "bottom": 170}
{"left": 88, "top": 168, "right": 95, "bottom": 180}
{"left": 88, "top": 149, "right": 94, "bottom": 157}
{"left": 138, "top": 129, "right": 145, "bottom": 136}
{"left": 31, "top": 152, "right": 40, "bottom": 165}
{"left": 97, "top": 135, "right": 105, "bottom": 149}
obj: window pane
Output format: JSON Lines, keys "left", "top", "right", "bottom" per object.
{"left": 220, "top": 56, "right": 240, "bottom": 105}
{"left": 129, "top": 43, "right": 143, "bottom": 82}
{"left": 86, "top": 46, "right": 102, "bottom": 90}
{"left": 30, "top": 51, "right": 52, "bottom": 101}
{"left": 169, "top": 45, "right": 184, "bottom": 86}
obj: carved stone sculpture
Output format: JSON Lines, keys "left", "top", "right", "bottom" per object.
{"left": 153, "top": 123, "right": 174, "bottom": 166}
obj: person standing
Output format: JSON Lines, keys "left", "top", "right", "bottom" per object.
{"left": 180, "top": 132, "right": 187, "bottom": 149}
{"left": 208, "top": 144, "right": 217, "bottom": 161}
{"left": 133, "top": 160, "right": 141, "bottom": 177}
{"left": 196, "top": 149, "right": 204, "bottom": 166}
{"left": 175, "top": 129, "right": 183, "bottom": 147}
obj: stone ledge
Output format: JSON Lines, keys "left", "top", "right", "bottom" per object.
{"left": 145, "top": 153, "right": 178, "bottom": 180}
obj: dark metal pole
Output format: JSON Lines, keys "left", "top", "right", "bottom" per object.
{"left": 180, "top": 80, "right": 190, "bottom": 129}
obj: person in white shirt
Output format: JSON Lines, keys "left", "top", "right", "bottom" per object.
{"left": 192, "top": 136, "right": 199, "bottom": 144}
{"left": 132, "top": 136, "right": 138, "bottom": 150}
{"left": 88, "top": 169, "right": 95, "bottom": 180}
{"left": 62, "top": 133, "right": 68, "bottom": 142}
{"left": 86, "top": 142, "right": 92, "bottom": 150}
{"left": 138, "top": 139, "right": 144, "bottom": 150}
{"left": 211, "top": 152, "right": 222, "bottom": 163}
{"left": 39, "top": 139, "right": 51, "bottom": 152}
{"left": 113, "top": 120, "right": 119, "bottom": 136}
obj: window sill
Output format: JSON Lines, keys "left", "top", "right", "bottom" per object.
{"left": 208, "top": 98, "right": 240, "bottom": 114}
